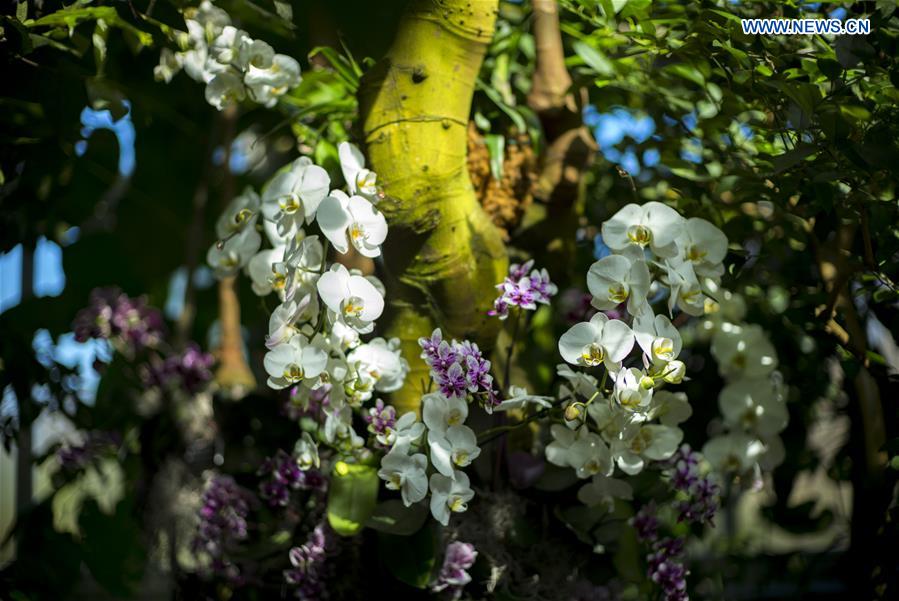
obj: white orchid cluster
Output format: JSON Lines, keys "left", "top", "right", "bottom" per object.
{"left": 154, "top": 0, "right": 301, "bottom": 110}
{"left": 206, "top": 142, "right": 407, "bottom": 460}
{"left": 377, "top": 390, "right": 480, "bottom": 526}
{"left": 699, "top": 288, "right": 789, "bottom": 483}
{"left": 547, "top": 201, "right": 730, "bottom": 503}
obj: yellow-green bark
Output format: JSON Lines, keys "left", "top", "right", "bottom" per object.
{"left": 359, "top": 0, "right": 508, "bottom": 414}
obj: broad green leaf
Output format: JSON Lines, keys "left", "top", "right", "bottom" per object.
{"left": 326, "top": 461, "right": 379, "bottom": 536}
{"left": 572, "top": 40, "right": 615, "bottom": 76}
{"left": 378, "top": 523, "right": 438, "bottom": 589}
{"left": 366, "top": 499, "right": 429, "bottom": 535}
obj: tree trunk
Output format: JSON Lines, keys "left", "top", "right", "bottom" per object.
{"left": 359, "top": 0, "right": 508, "bottom": 414}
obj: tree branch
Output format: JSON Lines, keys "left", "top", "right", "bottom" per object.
{"left": 527, "top": 0, "right": 596, "bottom": 209}
{"left": 212, "top": 106, "right": 256, "bottom": 395}
{"left": 359, "top": 0, "right": 508, "bottom": 414}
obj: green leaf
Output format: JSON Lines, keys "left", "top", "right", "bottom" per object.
{"left": 29, "top": 5, "right": 152, "bottom": 47}
{"left": 839, "top": 104, "right": 872, "bottom": 123}
{"left": 755, "top": 64, "right": 773, "bottom": 77}
{"left": 326, "top": 462, "right": 379, "bottom": 536}
{"left": 484, "top": 134, "right": 505, "bottom": 181}
{"left": 16, "top": 0, "right": 27, "bottom": 22}
{"left": 817, "top": 58, "right": 842, "bottom": 80}
{"left": 572, "top": 40, "right": 615, "bottom": 77}
{"left": 309, "top": 46, "right": 361, "bottom": 92}
{"left": 273, "top": 0, "right": 293, "bottom": 22}
{"left": 476, "top": 79, "right": 527, "bottom": 133}
{"left": 378, "top": 523, "right": 438, "bottom": 589}
{"left": 666, "top": 62, "right": 706, "bottom": 86}
{"left": 366, "top": 499, "right": 429, "bottom": 535}
{"left": 620, "top": 0, "right": 652, "bottom": 19}
{"left": 769, "top": 143, "right": 817, "bottom": 174}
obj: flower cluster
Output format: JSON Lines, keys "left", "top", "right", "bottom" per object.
{"left": 73, "top": 287, "right": 164, "bottom": 353}
{"left": 666, "top": 445, "right": 719, "bottom": 525}
{"left": 432, "top": 541, "right": 478, "bottom": 599}
{"left": 155, "top": 0, "right": 301, "bottom": 110}
{"left": 699, "top": 288, "right": 788, "bottom": 481}
{"left": 376, "top": 329, "right": 488, "bottom": 526}
{"left": 646, "top": 538, "right": 689, "bottom": 601}
{"left": 420, "top": 329, "right": 499, "bottom": 410}
{"left": 193, "top": 475, "right": 251, "bottom": 580}
{"left": 284, "top": 523, "right": 335, "bottom": 600}
{"left": 488, "top": 260, "right": 558, "bottom": 320}
{"left": 549, "top": 201, "right": 727, "bottom": 481}
{"left": 257, "top": 449, "right": 325, "bottom": 507}
{"left": 144, "top": 343, "right": 215, "bottom": 395}
{"left": 206, "top": 142, "right": 409, "bottom": 510}
{"left": 633, "top": 504, "right": 688, "bottom": 601}
{"left": 56, "top": 431, "right": 121, "bottom": 472}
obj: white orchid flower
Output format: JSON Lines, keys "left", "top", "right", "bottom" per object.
{"left": 328, "top": 319, "right": 361, "bottom": 350}
{"left": 559, "top": 313, "right": 634, "bottom": 372}
{"left": 378, "top": 448, "right": 429, "bottom": 507}
{"left": 388, "top": 412, "right": 425, "bottom": 451}
{"left": 587, "top": 254, "right": 651, "bottom": 314}
{"left": 294, "top": 432, "right": 320, "bottom": 471}
{"left": 556, "top": 364, "right": 599, "bottom": 400}
{"left": 676, "top": 217, "right": 728, "bottom": 278}
{"left": 185, "top": 0, "right": 231, "bottom": 44}
{"left": 247, "top": 247, "right": 287, "bottom": 297}
{"left": 154, "top": 48, "right": 183, "bottom": 83}
{"left": 206, "top": 225, "right": 261, "bottom": 277}
{"left": 632, "top": 309, "right": 684, "bottom": 383}
{"left": 710, "top": 323, "right": 778, "bottom": 379}
{"left": 545, "top": 423, "right": 579, "bottom": 468}
{"left": 718, "top": 377, "right": 788, "bottom": 437}
{"left": 702, "top": 432, "right": 766, "bottom": 474}
{"left": 262, "top": 157, "right": 331, "bottom": 237}
{"left": 215, "top": 187, "right": 261, "bottom": 239}
{"left": 601, "top": 201, "right": 684, "bottom": 258}
{"left": 316, "top": 189, "right": 388, "bottom": 258}
{"left": 577, "top": 474, "right": 633, "bottom": 509}
{"left": 205, "top": 71, "right": 246, "bottom": 110}
{"left": 429, "top": 471, "right": 474, "bottom": 526}
{"left": 338, "top": 142, "right": 379, "bottom": 197}
{"left": 612, "top": 367, "right": 654, "bottom": 413}
{"left": 316, "top": 263, "right": 384, "bottom": 332}
{"left": 429, "top": 425, "right": 481, "bottom": 478}
{"left": 612, "top": 424, "right": 683, "bottom": 475}
{"left": 263, "top": 334, "right": 328, "bottom": 390}
{"left": 265, "top": 301, "right": 301, "bottom": 348}
{"left": 568, "top": 429, "right": 614, "bottom": 479}
{"left": 422, "top": 392, "right": 469, "bottom": 438}
{"left": 245, "top": 54, "right": 301, "bottom": 107}
{"left": 588, "top": 400, "right": 639, "bottom": 443}
{"left": 545, "top": 425, "right": 613, "bottom": 478}
{"left": 665, "top": 256, "right": 708, "bottom": 316}
{"left": 209, "top": 26, "right": 252, "bottom": 67}
{"left": 346, "top": 337, "right": 410, "bottom": 393}
{"left": 648, "top": 391, "right": 693, "bottom": 427}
